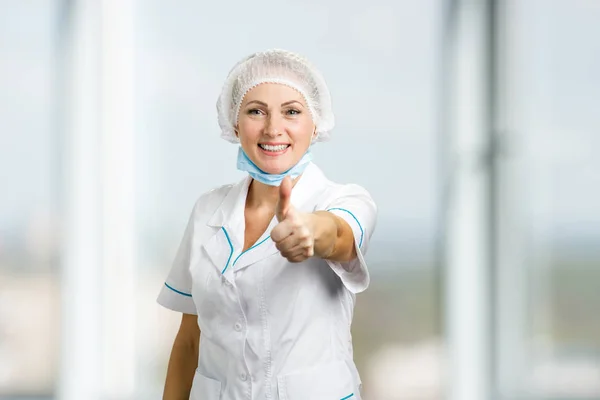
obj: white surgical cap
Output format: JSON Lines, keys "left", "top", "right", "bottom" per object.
{"left": 216, "top": 49, "right": 335, "bottom": 144}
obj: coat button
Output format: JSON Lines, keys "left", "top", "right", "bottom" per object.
{"left": 234, "top": 322, "right": 242, "bottom": 331}
{"left": 240, "top": 372, "right": 248, "bottom": 381}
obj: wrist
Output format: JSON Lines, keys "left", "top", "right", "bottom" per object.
{"left": 309, "top": 211, "right": 337, "bottom": 259}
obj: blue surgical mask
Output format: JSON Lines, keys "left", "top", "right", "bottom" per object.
{"left": 236, "top": 146, "right": 312, "bottom": 186}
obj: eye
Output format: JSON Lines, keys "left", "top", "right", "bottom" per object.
{"left": 286, "top": 109, "right": 301, "bottom": 116}
{"left": 247, "top": 108, "right": 263, "bottom": 115}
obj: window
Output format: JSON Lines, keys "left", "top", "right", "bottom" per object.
{"left": 499, "top": 0, "right": 600, "bottom": 398}
{"left": 0, "top": 1, "right": 61, "bottom": 397}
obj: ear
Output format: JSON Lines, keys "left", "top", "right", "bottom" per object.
{"left": 234, "top": 126, "right": 239, "bottom": 138}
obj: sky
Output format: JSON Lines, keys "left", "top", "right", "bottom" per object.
{"left": 1, "top": 0, "right": 599, "bottom": 262}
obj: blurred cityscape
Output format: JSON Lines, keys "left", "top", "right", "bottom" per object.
{"left": 1, "top": 220, "right": 599, "bottom": 398}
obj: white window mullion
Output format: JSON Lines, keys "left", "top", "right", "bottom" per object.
{"left": 58, "top": 0, "right": 137, "bottom": 398}
{"left": 442, "top": 1, "right": 495, "bottom": 400}
{"left": 58, "top": 0, "right": 103, "bottom": 399}
{"left": 99, "top": 0, "right": 137, "bottom": 397}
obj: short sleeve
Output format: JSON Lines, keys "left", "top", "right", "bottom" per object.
{"left": 319, "top": 184, "right": 378, "bottom": 294}
{"left": 156, "top": 205, "right": 198, "bottom": 315}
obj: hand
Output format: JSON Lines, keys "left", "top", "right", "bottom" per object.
{"left": 271, "top": 176, "right": 315, "bottom": 263}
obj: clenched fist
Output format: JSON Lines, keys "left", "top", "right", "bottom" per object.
{"left": 270, "top": 176, "right": 316, "bottom": 263}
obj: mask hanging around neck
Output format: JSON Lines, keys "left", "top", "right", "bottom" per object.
{"left": 236, "top": 146, "right": 312, "bottom": 186}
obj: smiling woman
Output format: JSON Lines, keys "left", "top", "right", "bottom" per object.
{"left": 157, "top": 49, "right": 377, "bottom": 400}
{"left": 236, "top": 83, "right": 315, "bottom": 174}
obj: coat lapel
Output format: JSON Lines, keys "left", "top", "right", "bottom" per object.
{"left": 230, "top": 216, "right": 280, "bottom": 271}
{"left": 201, "top": 226, "right": 238, "bottom": 283}
{"left": 201, "top": 176, "right": 248, "bottom": 283}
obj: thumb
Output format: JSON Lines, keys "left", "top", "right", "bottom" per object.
{"left": 276, "top": 176, "right": 293, "bottom": 222}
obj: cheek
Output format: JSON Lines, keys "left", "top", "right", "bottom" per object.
{"left": 238, "top": 119, "right": 263, "bottom": 140}
{"left": 291, "top": 130, "right": 314, "bottom": 146}
{"left": 288, "top": 118, "right": 315, "bottom": 143}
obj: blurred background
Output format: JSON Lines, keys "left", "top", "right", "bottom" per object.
{"left": 1, "top": 0, "right": 599, "bottom": 399}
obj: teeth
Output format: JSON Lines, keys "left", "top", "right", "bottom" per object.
{"left": 260, "top": 144, "right": 288, "bottom": 151}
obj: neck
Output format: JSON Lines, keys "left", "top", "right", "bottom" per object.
{"left": 246, "top": 175, "right": 301, "bottom": 209}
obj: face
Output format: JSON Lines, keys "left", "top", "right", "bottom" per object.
{"left": 236, "top": 83, "right": 316, "bottom": 174}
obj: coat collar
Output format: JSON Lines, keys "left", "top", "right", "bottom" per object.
{"left": 206, "top": 162, "right": 327, "bottom": 231}
{"left": 202, "top": 162, "right": 329, "bottom": 277}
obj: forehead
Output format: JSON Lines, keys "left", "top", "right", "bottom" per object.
{"left": 241, "top": 83, "right": 307, "bottom": 105}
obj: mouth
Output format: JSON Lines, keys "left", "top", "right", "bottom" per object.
{"left": 258, "top": 143, "right": 290, "bottom": 154}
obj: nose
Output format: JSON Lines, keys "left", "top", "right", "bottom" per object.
{"left": 263, "top": 113, "right": 283, "bottom": 137}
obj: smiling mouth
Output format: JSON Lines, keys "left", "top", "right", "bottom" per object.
{"left": 258, "top": 144, "right": 290, "bottom": 152}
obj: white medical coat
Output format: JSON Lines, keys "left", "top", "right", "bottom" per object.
{"left": 157, "top": 162, "right": 377, "bottom": 400}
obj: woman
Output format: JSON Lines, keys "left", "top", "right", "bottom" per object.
{"left": 158, "top": 49, "right": 377, "bottom": 400}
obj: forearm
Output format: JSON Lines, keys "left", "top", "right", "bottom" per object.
{"left": 163, "top": 333, "right": 199, "bottom": 400}
{"left": 310, "top": 211, "right": 357, "bottom": 262}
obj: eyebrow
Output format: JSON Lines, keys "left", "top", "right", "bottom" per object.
{"left": 245, "top": 100, "right": 268, "bottom": 107}
{"left": 245, "top": 100, "right": 304, "bottom": 108}
{"left": 281, "top": 100, "right": 304, "bottom": 108}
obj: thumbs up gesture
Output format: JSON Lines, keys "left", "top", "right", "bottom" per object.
{"left": 271, "top": 176, "right": 316, "bottom": 263}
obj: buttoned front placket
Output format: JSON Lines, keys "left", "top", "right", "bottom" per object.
{"left": 197, "top": 163, "right": 331, "bottom": 399}
{"left": 232, "top": 268, "right": 253, "bottom": 400}
{"left": 215, "top": 238, "right": 254, "bottom": 400}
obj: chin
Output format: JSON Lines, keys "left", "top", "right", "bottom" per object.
{"left": 259, "top": 164, "right": 290, "bottom": 175}
{"left": 256, "top": 159, "right": 294, "bottom": 175}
